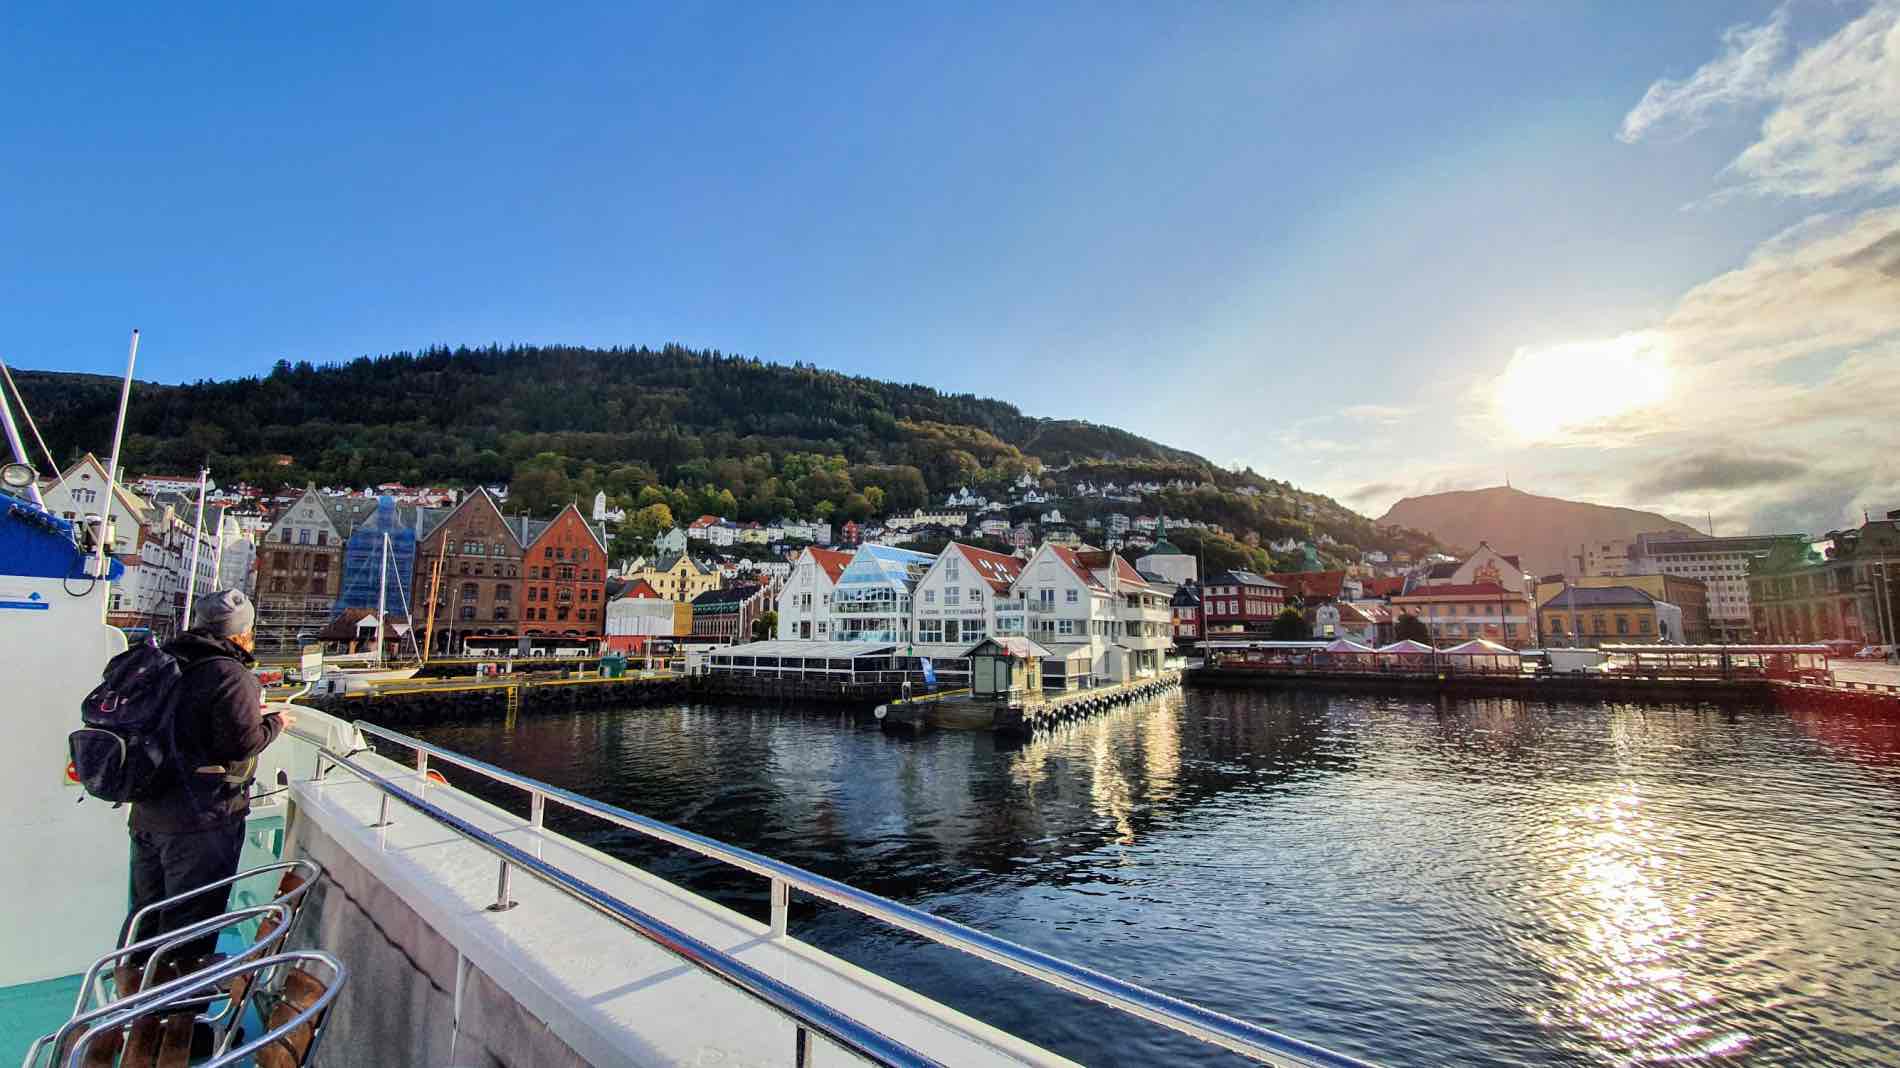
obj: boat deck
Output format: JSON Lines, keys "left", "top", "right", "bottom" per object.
{"left": 292, "top": 752, "right": 1079, "bottom": 1066}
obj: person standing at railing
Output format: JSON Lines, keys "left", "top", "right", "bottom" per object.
{"left": 128, "top": 590, "right": 297, "bottom": 962}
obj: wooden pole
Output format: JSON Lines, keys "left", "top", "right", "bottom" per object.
{"left": 421, "top": 535, "right": 447, "bottom": 664}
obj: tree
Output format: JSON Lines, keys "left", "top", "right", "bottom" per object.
{"left": 751, "top": 611, "right": 778, "bottom": 640}
{"left": 1394, "top": 613, "right": 1430, "bottom": 644}
{"left": 1269, "top": 607, "right": 1309, "bottom": 641}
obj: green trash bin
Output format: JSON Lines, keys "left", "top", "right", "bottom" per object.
{"left": 600, "top": 652, "right": 628, "bottom": 678}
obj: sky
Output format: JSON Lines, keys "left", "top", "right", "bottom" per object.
{"left": 2, "top": 2, "right": 1895, "bottom": 536}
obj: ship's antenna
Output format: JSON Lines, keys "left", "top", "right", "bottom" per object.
{"left": 95, "top": 329, "right": 140, "bottom": 586}
{"left": 0, "top": 357, "right": 60, "bottom": 474}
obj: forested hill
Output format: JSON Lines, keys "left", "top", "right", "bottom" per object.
{"left": 15, "top": 343, "right": 1440, "bottom": 569}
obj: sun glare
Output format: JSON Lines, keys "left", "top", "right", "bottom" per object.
{"left": 1493, "top": 331, "right": 1671, "bottom": 443}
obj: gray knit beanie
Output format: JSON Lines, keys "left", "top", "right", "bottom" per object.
{"left": 193, "top": 589, "right": 256, "bottom": 638}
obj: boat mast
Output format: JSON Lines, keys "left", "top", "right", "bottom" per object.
{"left": 421, "top": 536, "right": 446, "bottom": 664}
{"left": 377, "top": 532, "right": 389, "bottom": 665}
{"left": 181, "top": 465, "right": 210, "bottom": 629}
{"left": 95, "top": 330, "right": 140, "bottom": 607}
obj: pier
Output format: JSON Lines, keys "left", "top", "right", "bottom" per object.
{"left": 299, "top": 672, "right": 688, "bottom": 724}
{"left": 878, "top": 669, "right": 1185, "bottom": 736}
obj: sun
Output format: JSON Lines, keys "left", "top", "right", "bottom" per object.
{"left": 1492, "top": 331, "right": 1671, "bottom": 442}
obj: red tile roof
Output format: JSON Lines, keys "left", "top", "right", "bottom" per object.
{"left": 1050, "top": 545, "right": 1108, "bottom": 591}
{"left": 951, "top": 543, "right": 1025, "bottom": 592}
{"left": 1264, "top": 571, "right": 1349, "bottom": 599}
{"left": 807, "top": 547, "right": 854, "bottom": 584}
{"left": 1392, "top": 582, "right": 1519, "bottom": 600}
{"left": 1361, "top": 576, "right": 1406, "bottom": 598}
{"left": 619, "top": 578, "right": 663, "bottom": 599}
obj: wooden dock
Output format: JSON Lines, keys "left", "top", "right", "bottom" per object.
{"left": 1188, "top": 665, "right": 1900, "bottom": 713}
{"left": 299, "top": 672, "right": 689, "bottom": 724}
{"left": 879, "top": 671, "right": 1184, "bottom": 736}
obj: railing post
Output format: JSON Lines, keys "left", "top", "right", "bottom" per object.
{"left": 794, "top": 1024, "right": 810, "bottom": 1067}
{"left": 488, "top": 860, "right": 517, "bottom": 912}
{"left": 371, "top": 793, "right": 392, "bottom": 828}
{"left": 770, "top": 877, "right": 790, "bottom": 937}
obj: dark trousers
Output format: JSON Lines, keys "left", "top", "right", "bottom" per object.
{"left": 127, "top": 819, "right": 247, "bottom": 965}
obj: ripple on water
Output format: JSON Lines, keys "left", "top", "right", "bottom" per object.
{"left": 410, "top": 692, "right": 1900, "bottom": 1066}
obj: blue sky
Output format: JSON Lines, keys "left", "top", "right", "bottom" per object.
{"left": 4, "top": 3, "right": 1895, "bottom": 534}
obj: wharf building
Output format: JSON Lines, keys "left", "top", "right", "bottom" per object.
{"left": 1748, "top": 513, "right": 1900, "bottom": 645}
{"left": 1389, "top": 543, "right": 1537, "bottom": 647}
{"left": 1627, "top": 531, "right": 1806, "bottom": 642}
{"left": 1534, "top": 573, "right": 1711, "bottom": 644}
{"left": 1537, "top": 586, "right": 1683, "bottom": 646}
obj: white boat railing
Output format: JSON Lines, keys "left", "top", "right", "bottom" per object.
{"left": 326, "top": 722, "right": 1379, "bottom": 1068}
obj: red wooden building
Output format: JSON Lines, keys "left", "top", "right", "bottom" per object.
{"left": 522, "top": 502, "right": 609, "bottom": 647}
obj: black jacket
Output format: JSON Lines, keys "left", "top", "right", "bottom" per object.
{"left": 129, "top": 630, "right": 284, "bottom": 833}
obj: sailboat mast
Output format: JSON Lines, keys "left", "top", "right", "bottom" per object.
{"left": 377, "top": 532, "right": 389, "bottom": 665}
{"left": 95, "top": 330, "right": 140, "bottom": 606}
{"left": 181, "top": 465, "right": 210, "bottom": 629}
{"left": 421, "top": 536, "right": 446, "bottom": 664}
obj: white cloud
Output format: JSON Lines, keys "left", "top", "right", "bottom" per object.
{"left": 1618, "top": 4, "right": 1790, "bottom": 143}
{"left": 1621, "top": 1, "right": 1900, "bottom": 200}
{"left": 1338, "top": 403, "right": 1414, "bottom": 424}
{"left": 1473, "top": 205, "right": 1900, "bottom": 533}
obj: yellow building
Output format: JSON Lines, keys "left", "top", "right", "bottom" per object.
{"left": 1538, "top": 585, "right": 1684, "bottom": 646}
{"left": 1535, "top": 573, "right": 1709, "bottom": 642}
{"left": 630, "top": 551, "right": 720, "bottom": 604}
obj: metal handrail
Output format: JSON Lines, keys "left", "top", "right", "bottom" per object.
{"left": 315, "top": 746, "right": 943, "bottom": 1068}
{"left": 349, "top": 723, "right": 1378, "bottom": 1068}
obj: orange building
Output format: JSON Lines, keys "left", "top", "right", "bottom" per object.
{"left": 522, "top": 502, "right": 609, "bottom": 645}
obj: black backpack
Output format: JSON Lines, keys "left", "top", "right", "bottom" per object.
{"left": 72, "top": 638, "right": 190, "bottom": 804}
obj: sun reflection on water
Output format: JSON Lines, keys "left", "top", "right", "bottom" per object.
{"left": 1535, "top": 787, "right": 1752, "bottom": 1064}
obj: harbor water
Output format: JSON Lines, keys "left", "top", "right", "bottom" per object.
{"left": 404, "top": 691, "right": 1900, "bottom": 1066}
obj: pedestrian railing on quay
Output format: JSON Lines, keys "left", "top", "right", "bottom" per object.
{"left": 319, "top": 722, "right": 1379, "bottom": 1068}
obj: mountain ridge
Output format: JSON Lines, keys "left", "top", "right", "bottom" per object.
{"left": 1376, "top": 486, "right": 1702, "bottom": 578}
{"left": 12, "top": 343, "right": 1444, "bottom": 571}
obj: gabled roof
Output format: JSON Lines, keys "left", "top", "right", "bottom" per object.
{"left": 524, "top": 502, "right": 608, "bottom": 554}
{"left": 615, "top": 578, "right": 663, "bottom": 600}
{"left": 1139, "top": 539, "right": 1185, "bottom": 557}
{"left": 1393, "top": 582, "right": 1514, "bottom": 599}
{"left": 1361, "top": 576, "right": 1406, "bottom": 599}
{"left": 1425, "top": 561, "right": 1461, "bottom": 579}
{"left": 1049, "top": 545, "right": 1108, "bottom": 591}
{"left": 805, "top": 547, "right": 854, "bottom": 584}
{"left": 418, "top": 487, "right": 513, "bottom": 547}
{"left": 1265, "top": 571, "right": 1350, "bottom": 599}
{"left": 948, "top": 542, "right": 1024, "bottom": 593}
{"left": 692, "top": 582, "right": 761, "bottom": 608}
{"left": 1544, "top": 585, "right": 1656, "bottom": 609}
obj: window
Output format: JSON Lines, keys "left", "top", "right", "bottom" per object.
{"left": 495, "top": 585, "right": 512, "bottom": 602}
{"left": 918, "top": 619, "right": 944, "bottom": 642}
{"left": 925, "top": 590, "right": 935, "bottom": 604}
{"left": 1058, "top": 619, "right": 1076, "bottom": 635}
{"left": 461, "top": 582, "right": 478, "bottom": 600}
{"left": 968, "top": 588, "right": 982, "bottom": 605}
{"left": 1066, "top": 589, "right": 1078, "bottom": 604}
{"left": 316, "top": 530, "right": 327, "bottom": 546}
{"left": 944, "top": 587, "right": 960, "bottom": 606}
{"left": 1616, "top": 616, "right": 1630, "bottom": 635}
{"left": 297, "top": 529, "right": 310, "bottom": 545}
{"left": 495, "top": 605, "right": 510, "bottom": 621}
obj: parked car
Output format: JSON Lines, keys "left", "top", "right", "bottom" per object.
{"left": 1820, "top": 639, "right": 1863, "bottom": 659}
{"left": 1857, "top": 644, "right": 1896, "bottom": 660}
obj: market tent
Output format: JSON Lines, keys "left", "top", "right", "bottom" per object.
{"left": 1377, "top": 639, "right": 1433, "bottom": 653}
{"left": 1321, "top": 636, "right": 1377, "bottom": 670}
{"left": 1442, "top": 638, "right": 1519, "bottom": 674}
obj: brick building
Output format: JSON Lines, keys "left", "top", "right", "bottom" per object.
{"left": 522, "top": 502, "right": 610, "bottom": 646}
{"left": 1200, "top": 570, "right": 1286, "bottom": 634}
{"left": 414, "top": 488, "right": 524, "bottom": 655}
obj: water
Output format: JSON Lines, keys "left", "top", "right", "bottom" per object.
{"left": 405, "top": 691, "right": 1900, "bottom": 1066}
